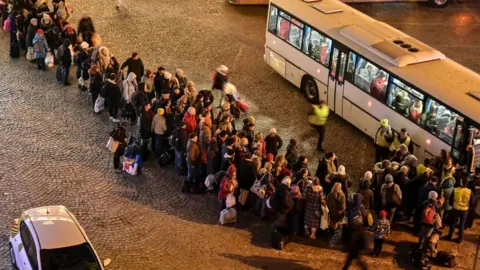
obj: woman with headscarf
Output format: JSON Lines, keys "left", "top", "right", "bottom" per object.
{"left": 141, "top": 69, "right": 155, "bottom": 100}
{"left": 331, "top": 165, "right": 351, "bottom": 198}
{"left": 175, "top": 68, "right": 188, "bottom": 91}
{"left": 123, "top": 72, "right": 138, "bottom": 124}
{"left": 218, "top": 165, "right": 237, "bottom": 210}
{"left": 182, "top": 107, "right": 197, "bottom": 136}
{"left": 271, "top": 176, "right": 293, "bottom": 229}
{"left": 327, "top": 182, "right": 346, "bottom": 230}
{"left": 357, "top": 174, "right": 374, "bottom": 216}
{"left": 303, "top": 177, "right": 324, "bottom": 239}
{"left": 185, "top": 81, "right": 197, "bottom": 106}
{"left": 265, "top": 127, "right": 283, "bottom": 158}
{"left": 316, "top": 152, "right": 338, "bottom": 195}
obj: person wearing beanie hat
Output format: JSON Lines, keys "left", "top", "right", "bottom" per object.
{"left": 364, "top": 171, "right": 373, "bottom": 181}
{"left": 212, "top": 65, "right": 229, "bottom": 108}
{"left": 152, "top": 105, "right": 167, "bottom": 157}
{"left": 373, "top": 210, "right": 391, "bottom": 257}
{"left": 381, "top": 174, "right": 402, "bottom": 224}
{"left": 218, "top": 164, "right": 236, "bottom": 210}
{"left": 331, "top": 165, "right": 351, "bottom": 197}
{"left": 32, "top": 27, "right": 49, "bottom": 70}
{"left": 375, "top": 118, "right": 393, "bottom": 162}
{"left": 182, "top": 107, "right": 197, "bottom": 136}
{"left": 285, "top": 138, "right": 299, "bottom": 166}
{"left": 308, "top": 100, "right": 329, "bottom": 152}
{"left": 265, "top": 127, "right": 283, "bottom": 158}
{"left": 358, "top": 177, "right": 374, "bottom": 213}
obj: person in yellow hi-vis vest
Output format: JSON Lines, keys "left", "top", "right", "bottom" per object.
{"left": 309, "top": 101, "right": 329, "bottom": 152}
{"left": 392, "top": 128, "right": 413, "bottom": 154}
{"left": 375, "top": 119, "right": 394, "bottom": 162}
{"left": 447, "top": 178, "right": 474, "bottom": 243}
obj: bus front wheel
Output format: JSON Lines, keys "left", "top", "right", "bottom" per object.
{"left": 428, "top": 0, "right": 449, "bottom": 8}
{"left": 302, "top": 76, "right": 319, "bottom": 104}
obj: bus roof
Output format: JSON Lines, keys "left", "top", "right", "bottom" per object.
{"left": 271, "top": 0, "right": 480, "bottom": 123}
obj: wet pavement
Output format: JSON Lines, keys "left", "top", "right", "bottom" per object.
{"left": 0, "top": 0, "right": 479, "bottom": 269}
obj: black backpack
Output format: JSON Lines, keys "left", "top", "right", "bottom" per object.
{"left": 212, "top": 171, "right": 227, "bottom": 193}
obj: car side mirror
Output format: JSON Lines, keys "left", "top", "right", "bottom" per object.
{"left": 103, "top": 258, "right": 112, "bottom": 267}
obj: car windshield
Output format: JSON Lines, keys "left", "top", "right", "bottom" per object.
{"left": 40, "top": 242, "right": 101, "bottom": 270}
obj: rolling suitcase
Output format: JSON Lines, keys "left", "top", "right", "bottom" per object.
{"left": 436, "top": 251, "right": 456, "bottom": 268}
{"left": 10, "top": 40, "right": 19, "bottom": 58}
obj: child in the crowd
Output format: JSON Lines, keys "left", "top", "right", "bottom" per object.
{"left": 372, "top": 210, "right": 390, "bottom": 257}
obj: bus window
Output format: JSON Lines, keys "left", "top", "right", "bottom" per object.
{"left": 338, "top": 52, "right": 347, "bottom": 83}
{"left": 276, "top": 16, "right": 290, "bottom": 40}
{"left": 268, "top": 6, "right": 278, "bottom": 33}
{"left": 386, "top": 78, "right": 424, "bottom": 123}
{"left": 354, "top": 57, "right": 389, "bottom": 98}
{"left": 345, "top": 52, "right": 356, "bottom": 82}
{"left": 420, "top": 98, "right": 458, "bottom": 144}
{"left": 301, "top": 26, "right": 331, "bottom": 66}
{"left": 288, "top": 20, "right": 303, "bottom": 49}
{"left": 330, "top": 48, "right": 339, "bottom": 77}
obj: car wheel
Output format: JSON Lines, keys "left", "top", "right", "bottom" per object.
{"left": 9, "top": 244, "right": 18, "bottom": 269}
{"left": 302, "top": 76, "right": 319, "bottom": 104}
{"left": 428, "top": 0, "right": 449, "bottom": 8}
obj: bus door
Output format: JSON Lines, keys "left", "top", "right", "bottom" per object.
{"left": 327, "top": 43, "right": 348, "bottom": 116}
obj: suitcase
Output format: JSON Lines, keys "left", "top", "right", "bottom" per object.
{"left": 271, "top": 228, "right": 290, "bottom": 250}
{"left": 56, "top": 66, "right": 64, "bottom": 84}
{"left": 436, "top": 251, "right": 456, "bottom": 268}
{"left": 9, "top": 41, "right": 19, "bottom": 58}
{"left": 411, "top": 250, "right": 432, "bottom": 270}
{"left": 158, "top": 148, "right": 175, "bottom": 167}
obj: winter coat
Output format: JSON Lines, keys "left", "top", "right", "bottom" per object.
{"left": 261, "top": 172, "right": 276, "bottom": 195}
{"left": 139, "top": 110, "right": 154, "bottom": 139}
{"left": 265, "top": 134, "right": 283, "bottom": 157}
{"left": 75, "top": 49, "right": 89, "bottom": 79}
{"left": 212, "top": 71, "right": 228, "bottom": 90}
{"left": 89, "top": 74, "right": 103, "bottom": 97}
{"left": 327, "top": 191, "right": 346, "bottom": 223}
{"left": 198, "top": 122, "right": 212, "bottom": 150}
{"left": 285, "top": 144, "right": 299, "bottom": 165}
{"left": 417, "top": 182, "right": 439, "bottom": 207}
{"left": 373, "top": 218, "right": 391, "bottom": 239}
{"left": 187, "top": 140, "right": 201, "bottom": 166}
{"left": 60, "top": 44, "right": 72, "bottom": 67}
{"left": 25, "top": 23, "right": 38, "bottom": 48}
{"left": 331, "top": 173, "right": 351, "bottom": 198}
{"left": 32, "top": 33, "right": 48, "bottom": 58}
{"left": 174, "top": 127, "right": 188, "bottom": 152}
{"left": 274, "top": 184, "right": 293, "bottom": 214}
{"left": 381, "top": 182, "right": 402, "bottom": 207}
{"left": 182, "top": 113, "right": 197, "bottom": 135}
{"left": 316, "top": 157, "right": 338, "bottom": 194}
{"left": 440, "top": 177, "right": 455, "bottom": 211}
{"left": 77, "top": 17, "right": 95, "bottom": 38}
{"left": 151, "top": 114, "right": 167, "bottom": 135}
{"left": 218, "top": 175, "right": 234, "bottom": 200}
{"left": 304, "top": 184, "right": 324, "bottom": 228}
{"left": 358, "top": 179, "right": 374, "bottom": 210}
{"left": 207, "top": 137, "right": 221, "bottom": 175}
{"left": 121, "top": 57, "right": 144, "bottom": 82}
{"left": 110, "top": 126, "right": 127, "bottom": 149}
{"left": 122, "top": 75, "right": 137, "bottom": 102}
{"left": 237, "top": 158, "right": 255, "bottom": 191}
{"left": 105, "top": 80, "right": 121, "bottom": 108}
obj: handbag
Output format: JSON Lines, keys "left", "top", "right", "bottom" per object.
{"left": 226, "top": 194, "right": 236, "bottom": 208}
{"left": 45, "top": 52, "right": 54, "bottom": 68}
{"left": 250, "top": 177, "right": 266, "bottom": 199}
{"left": 26, "top": 47, "right": 35, "bottom": 61}
{"left": 94, "top": 96, "right": 105, "bottom": 113}
{"left": 204, "top": 174, "right": 215, "bottom": 191}
{"left": 219, "top": 207, "right": 237, "bottom": 225}
{"left": 106, "top": 137, "right": 119, "bottom": 153}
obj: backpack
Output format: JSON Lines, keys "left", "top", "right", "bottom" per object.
{"left": 349, "top": 206, "right": 364, "bottom": 227}
{"left": 421, "top": 204, "right": 436, "bottom": 225}
{"left": 3, "top": 16, "right": 11, "bottom": 32}
{"left": 55, "top": 46, "right": 64, "bottom": 62}
{"left": 386, "top": 184, "right": 402, "bottom": 207}
{"left": 212, "top": 171, "right": 227, "bottom": 193}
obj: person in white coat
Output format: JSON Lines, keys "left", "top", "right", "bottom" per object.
{"left": 123, "top": 72, "right": 137, "bottom": 124}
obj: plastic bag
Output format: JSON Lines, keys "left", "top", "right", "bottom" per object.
{"left": 44, "top": 52, "right": 54, "bottom": 68}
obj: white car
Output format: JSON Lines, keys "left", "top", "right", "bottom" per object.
{"left": 9, "top": 205, "right": 111, "bottom": 270}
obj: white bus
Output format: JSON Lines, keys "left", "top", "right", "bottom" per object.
{"left": 264, "top": 0, "right": 480, "bottom": 170}
{"left": 229, "top": 0, "right": 450, "bottom": 8}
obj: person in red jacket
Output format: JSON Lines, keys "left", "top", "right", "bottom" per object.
{"left": 218, "top": 165, "right": 237, "bottom": 210}
{"left": 182, "top": 107, "right": 197, "bottom": 136}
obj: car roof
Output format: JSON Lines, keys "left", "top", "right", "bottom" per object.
{"left": 24, "top": 205, "right": 87, "bottom": 250}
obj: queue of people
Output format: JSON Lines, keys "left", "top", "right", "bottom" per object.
{"left": 2, "top": 1, "right": 479, "bottom": 269}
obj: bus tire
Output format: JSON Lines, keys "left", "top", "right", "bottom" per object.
{"left": 428, "top": 0, "right": 449, "bottom": 8}
{"left": 301, "top": 76, "right": 319, "bottom": 104}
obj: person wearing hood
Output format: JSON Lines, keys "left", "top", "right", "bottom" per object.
{"left": 316, "top": 151, "right": 338, "bottom": 195}
{"left": 439, "top": 176, "right": 455, "bottom": 223}
{"left": 104, "top": 73, "right": 121, "bottom": 122}
{"left": 374, "top": 119, "right": 394, "bottom": 162}
{"left": 357, "top": 174, "right": 374, "bottom": 215}
{"left": 123, "top": 72, "right": 138, "bottom": 124}
{"left": 265, "top": 127, "right": 283, "bottom": 158}
{"left": 211, "top": 65, "right": 229, "bottom": 108}
{"left": 331, "top": 165, "right": 351, "bottom": 198}
{"left": 77, "top": 14, "right": 95, "bottom": 46}
{"left": 285, "top": 139, "right": 299, "bottom": 167}
{"left": 88, "top": 65, "right": 103, "bottom": 108}
{"left": 182, "top": 107, "right": 197, "bottom": 136}
{"left": 32, "top": 29, "right": 49, "bottom": 70}
{"left": 25, "top": 18, "right": 38, "bottom": 56}
{"left": 39, "top": 13, "right": 53, "bottom": 32}
{"left": 271, "top": 176, "right": 294, "bottom": 230}
{"left": 121, "top": 52, "right": 144, "bottom": 83}
{"left": 327, "top": 182, "right": 346, "bottom": 230}
{"left": 303, "top": 177, "right": 324, "bottom": 239}
{"left": 218, "top": 165, "right": 237, "bottom": 210}
{"left": 381, "top": 174, "right": 402, "bottom": 224}
{"left": 151, "top": 108, "right": 167, "bottom": 157}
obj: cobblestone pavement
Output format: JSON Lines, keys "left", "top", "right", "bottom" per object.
{"left": 0, "top": 0, "right": 479, "bottom": 269}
